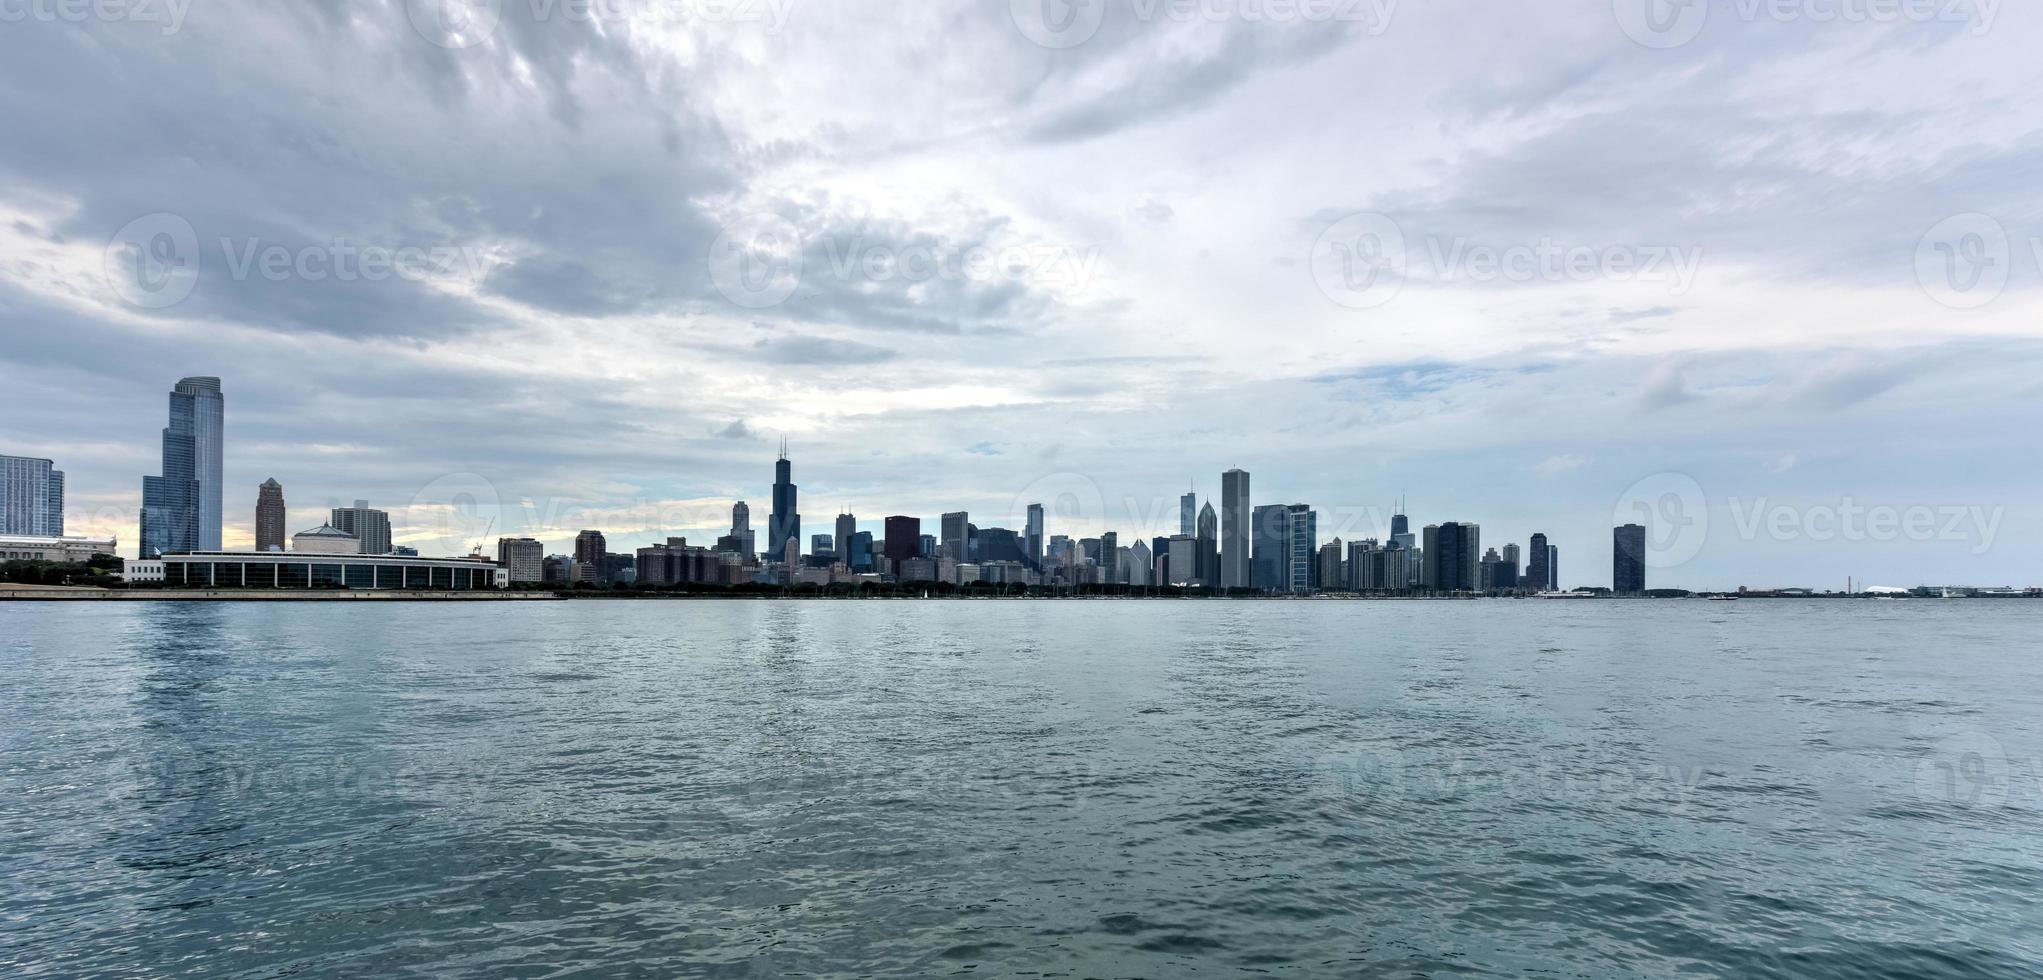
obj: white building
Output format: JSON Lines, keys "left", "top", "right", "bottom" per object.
{"left": 0, "top": 534, "right": 117, "bottom": 564}
{"left": 292, "top": 524, "right": 361, "bottom": 555}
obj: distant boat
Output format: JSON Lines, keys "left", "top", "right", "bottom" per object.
{"left": 1942, "top": 588, "right": 1965, "bottom": 599}
{"left": 1534, "top": 591, "right": 1592, "bottom": 599}
{"left": 1708, "top": 595, "right": 1738, "bottom": 601}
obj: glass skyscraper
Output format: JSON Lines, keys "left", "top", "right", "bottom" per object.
{"left": 139, "top": 377, "right": 224, "bottom": 558}
{"left": 0, "top": 455, "right": 64, "bottom": 537}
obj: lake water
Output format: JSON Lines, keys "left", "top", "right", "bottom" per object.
{"left": 4, "top": 599, "right": 2041, "bottom": 977}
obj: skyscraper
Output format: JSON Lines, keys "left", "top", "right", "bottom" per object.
{"left": 574, "top": 529, "right": 607, "bottom": 584}
{"left": 1614, "top": 523, "right": 1647, "bottom": 594}
{"left": 731, "top": 501, "right": 754, "bottom": 558}
{"left": 834, "top": 512, "right": 856, "bottom": 566}
{"left": 140, "top": 376, "right": 224, "bottom": 557}
{"left": 768, "top": 442, "right": 799, "bottom": 561}
{"left": 1285, "top": 503, "right": 1316, "bottom": 593}
{"left": 1025, "top": 503, "right": 1045, "bottom": 568}
{"left": 0, "top": 455, "right": 64, "bottom": 537}
{"left": 941, "top": 511, "right": 970, "bottom": 562}
{"left": 497, "top": 536, "right": 544, "bottom": 583}
{"left": 1549, "top": 545, "right": 1560, "bottom": 591}
{"left": 331, "top": 500, "right": 392, "bottom": 555}
{"left": 1099, "top": 530, "right": 1118, "bottom": 584}
{"left": 883, "top": 516, "right": 920, "bottom": 574}
{"left": 255, "top": 478, "right": 286, "bottom": 552}
{"left": 1195, "top": 501, "right": 1218, "bottom": 585}
{"left": 1180, "top": 491, "right": 1197, "bottom": 537}
{"left": 1220, "top": 468, "right": 1250, "bottom": 589}
{"left": 1251, "top": 503, "right": 1289, "bottom": 591}
{"left": 1528, "top": 532, "right": 1550, "bottom": 591}
{"left": 1423, "top": 521, "right": 1480, "bottom": 592}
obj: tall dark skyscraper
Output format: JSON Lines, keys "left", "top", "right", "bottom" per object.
{"left": 255, "top": 478, "right": 286, "bottom": 552}
{"left": 1424, "top": 521, "right": 1481, "bottom": 592}
{"left": 1180, "top": 491, "right": 1197, "bottom": 537}
{"left": 1528, "top": 532, "right": 1551, "bottom": 591}
{"left": 1220, "top": 468, "right": 1250, "bottom": 589}
{"left": 834, "top": 512, "right": 855, "bottom": 566}
{"left": 883, "top": 516, "right": 920, "bottom": 573}
{"left": 768, "top": 441, "right": 800, "bottom": 561}
{"left": 1614, "top": 524, "right": 1647, "bottom": 594}
{"left": 1195, "top": 501, "right": 1218, "bottom": 585}
{"left": 1251, "top": 503, "right": 1289, "bottom": 591}
{"left": 140, "top": 376, "right": 224, "bottom": 558}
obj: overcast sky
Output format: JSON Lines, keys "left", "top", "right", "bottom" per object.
{"left": 1, "top": 0, "right": 2037, "bottom": 589}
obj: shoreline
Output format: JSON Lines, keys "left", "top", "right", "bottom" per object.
{"left": 2, "top": 589, "right": 2022, "bottom": 602}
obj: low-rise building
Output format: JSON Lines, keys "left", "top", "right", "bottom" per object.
{"left": 0, "top": 534, "right": 117, "bottom": 564}
{"left": 125, "top": 551, "right": 506, "bottom": 590}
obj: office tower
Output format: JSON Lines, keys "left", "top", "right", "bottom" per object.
{"left": 941, "top": 511, "right": 970, "bottom": 562}
{"left": 574, "top": 530, "right": 607, "bottom": 583}
{"left": 1251, "top": 504, "right": 1289, "bottom": 591}
{"left": 1127, "top": 539, "right": 1151, "bottom": 586}
{"left": 1614, "top": 523, "right": 1648, "bottom": 594}
{"left": 1424, "top": 522, "right": 1480, "bottom": 591}
{"left": 1390, "top": 501, "right": 1418, "bottom": 587}
{"left": 1347, "top": 538, "right": 1376, "bottom": 590}
{"left": 331, "top": 500, "right": 392, "bottom": 555}
{"left": 497, "top": 537, "right": 544, "bottom": 583}
{"left": 883, "top": 516, "right": 921, "bottom": 573}
{"left": 139, "top": 376, "right": 224, "bottom": 557}
{"left": 1168, "top": 534, "right": 1197, "bottom": 586}
{"left": 0, "top": 455, "right": 64, "bottom": 537}
{"left": 1025, "top": 503, "right": 1045, "bottom": 568}
{"left": 1081, "top": 537, "right": 1102, "bottom": 567}
{"left": 1150, "top": 535, "right": 1171, "bottom": 585}
{"left": 1502, "top": 543, "right": 1522, "bottom": 577}
{"left": 1528, "top": 533, "right": 1550, "bottom": 590}
{"left": 255, "top": 478, "right": 286, "bottom": 551}
{"left": 1285, "top": 504, "right": 1316, "bottom": 593}
{"left": 1549, "top": 545, "right": 1560, "bottom": 591}
{"left": 767, "top": 442, "right": 800, "bottom": 561}
{"left": 1195, "top": 502, "right": 1218, "bottom": 585}
{"left": 834, "top": 513, "right": 855, "bottom": 566}
{"left": 1319, "top": 539, "right": 1345, "bottom": 591}
{"left": 848, "top": 531, "right": 875, "bottom": 573}
{"left": 1380, "top": 540, "right": 1412, "bottom": 591}
{"left": 974, "top": 527, "right": 1025, "bottom": 564}
{"left": 1220, "top": 469, "right": 1250, "bottom": 589}
{"left": 1480, "top": 547, "right": 1505, "bottom": 591}
{"left": 810, "top": 533, "right": 836, "bottom": 558}
{"left": 731, "top": 501, "right": 755, "bottom": 558}
{"left": 918, "top": 533, "right": 936, "bottom": 557}
{"left": 1097, "top": 531, "right": 1117, "bottom": 583}
{"left": 1180, "top": 491, "right": 1197, "bottom": 537}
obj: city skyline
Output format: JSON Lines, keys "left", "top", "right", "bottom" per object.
{"left": 2, "top": 8, "right": 2036, "bottom": 589}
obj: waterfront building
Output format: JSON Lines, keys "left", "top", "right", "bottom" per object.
{"left": 1423, "top": 522, "right": 1481, "bottom": 592}
{"left": 330, "top": 500, "right": 392, "bottom": 555}
{"left": 124, "top": 551, "right": 505, "bottom": 590}
{"left": 1099, "top": 531, "right": 1118, "bottom": 584}
{"left": 941, "top": 511, "right": 970, "bottom": 562}
{"left": 255, "top": 479, "right": 286, "bottom": 551}
{"left": 496, "top": 537, "right": 544, "bottom": 583}
{"left": 768, "top": 443, "right": 800, "bottom": 562}
{"left": 1129, "top": 539, "right": 1152, "bottom": 587}
{"left": 1549, "top": 545, "right": 1561, "bottom": 591}
{"left": 1614, "top": 523, "right": 1648, "bottom": 594}
{"left": 1196, "top": 502, "right": 1219, "bottom": 585}
{"left": 1221, "top": 468, "right": 1250, "bottom": 589}
{"left": 883, "top": 516, "right": 921, "bottom": 574}
{"left": 1025, "top": 503, "right": 1045, "bottom": 568}
{"left": 1319, "top": 539, "right": 1345, "bottom": 591}
{"left": 139, "top": 376, "right": 224, "bottom": 557}
{"left": 1251, "top": 504, "right": 1289, "bottom": 591}
{"left": 1167, "top": 534, "right": 1197, "bottom": 586}
{"left": 1286, "top": 504, "right": 1316, "bottom": 593}
{"left": 291, "top": 524, "right": 361, "bottom": 555}
{"left": 574, "top": 530, "right": 607, "bottom": 584}
{"left": 0, "top": 455, "right": 64, "bottom": 537}
{"left": 1347, "top": 538, "right": 1377, "bottom": 590}
{"left": 1528, "top": 533, "right": 1551, "bottom": 591}
{"left": 0, "top": 534, "right": 116, "bottom": 563}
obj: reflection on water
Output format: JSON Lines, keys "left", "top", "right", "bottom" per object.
{"left": 3, "top": 599, "right": 2041, "bottom": 978}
